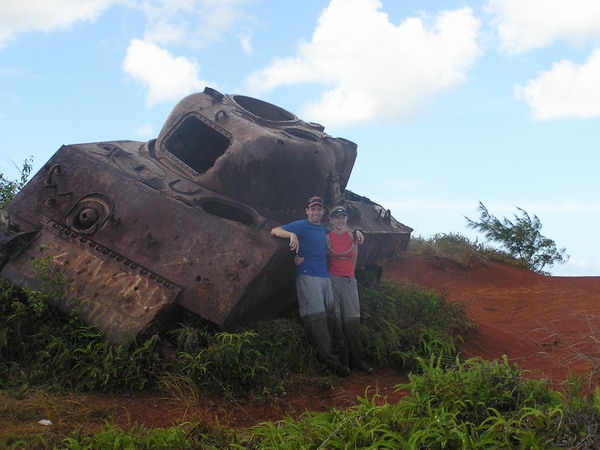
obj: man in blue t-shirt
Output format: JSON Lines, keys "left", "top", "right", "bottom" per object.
{"left": 271, "top": 196, "right": 350, "bottom": 377}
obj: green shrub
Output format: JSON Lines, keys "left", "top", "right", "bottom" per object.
{"left": 166, "top": 315, "right": 317, "bottom": 399}
{"left": 249, "top": 357, "right": 600, "bottom": 448}
{"left": 359, "top": 280, "right": 472, "bottom": 370}
{"left": 394, "top": 356, "right": 600, "bottom": 448}
{"left": 2, "top": 248, "right": 468, "bottom": 399}
{"left": 248, "top": 392, "right": 407, "bottom": 449}
{"left": 61, "top": 422, "right": 239, "bottom": 449}
{"left": 0, "top": 277, "right": 162, "bottom": 392}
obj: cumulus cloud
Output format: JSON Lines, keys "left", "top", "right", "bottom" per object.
{"left": 139, "top": 0, "right": 255, "bottom": 48}
{"left": 0, "top": 0, "right": 255, "bottom": 51}
{"left": 121, "top": 0, "right": 254, "bottom": 105}
{"left": 514, "top": 48, "right": 600, "bottom": 120}
{"left": 246, "top": 0, "right": 481, "bottom": 128}
{"left": 123, "top": 39, "right": 210, "bottom": 106}
{"left": 0, "top": 0, "right": 120, "bottom": 49}
{"left": 486, "top": 0, "right": 600, "bottom": 54}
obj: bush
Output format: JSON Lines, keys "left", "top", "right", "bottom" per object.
{"left": 165, "top": 315, "right": 319, "bottom": 399}
{"left": 249, "top": 357, "right": 600, "bottom": 448}
{"left": 359, "top": 280, "right": 472, "bottom": 370}
{"left": 0, "top": 277, "right": 162, "bottom": 392}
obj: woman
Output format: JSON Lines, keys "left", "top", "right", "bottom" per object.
{"left": 327, "top": 206, "right": 373, "bottom": 374}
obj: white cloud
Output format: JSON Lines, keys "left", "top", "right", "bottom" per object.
{"left": 514, "top": 48, "right": 600, "bottom": 120}
{"left": 486, "top": 0, "right": 600, "bottom": 54}
{"left": 0, "top": 0, "right": 255, "bottom": 51}
{"left": 139, "top": 0, "right": 255, "bottom": 48}
{"left": 240, "top": 32, "right": 253, "bottom": 54}
{"left": 0, "top": 0, "right": 120, "bottom": 49}
{"left": 246, "top": 0, "right": 481, "bottom": 128}
{"left": 122, "top": 39, "right": 210, "bottom": 106}
{"left": 133, "top": 122, "right": 155, "bottom": 138}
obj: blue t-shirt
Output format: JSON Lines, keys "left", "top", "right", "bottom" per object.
{"left": 282, "top": 219, "right": 330, "bottom": 277}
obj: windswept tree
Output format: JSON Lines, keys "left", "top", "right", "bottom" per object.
{"left": 465, "top": 202, "right": 568, "bottom": 274}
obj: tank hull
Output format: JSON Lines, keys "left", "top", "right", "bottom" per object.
{"left": 0, "top": 88, "right": 412, "bottom": 343}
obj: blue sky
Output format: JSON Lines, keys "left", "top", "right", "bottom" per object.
{"left": 1, "top": 0, "right": 599, "bottom": 276}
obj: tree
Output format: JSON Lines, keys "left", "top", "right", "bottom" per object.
{"left": 0, "top": 157, "right": 33, "bottom": 208}
{"left": 465, "top": 202, "right": 568, "bottom": 274}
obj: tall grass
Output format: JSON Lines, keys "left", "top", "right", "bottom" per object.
{"left": 248, "top": 357, "right": 600, "bottom": 449}
{"left": 359, "top": 280, "right": 472, "bottom": 370}
{"left": 9, "top": 358, "right": 599, "bottom": 449}
{"left": 406, "top": 232, "right": 529, "bottom": 270}
{"left": 0, "top": 277, "right": 162, "bottom": 392}
{"left": 3, "top": 232, "right": 599, "bottom": 447}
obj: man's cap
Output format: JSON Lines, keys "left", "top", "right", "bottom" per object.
{"left": 307, "top": 196, "right": 325, "bottom": 208}
{"left": 330, "top": 206, "right": 348, "bottom": 218}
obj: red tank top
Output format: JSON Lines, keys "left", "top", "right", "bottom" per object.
{"left": 327, "top": 231, "right": 355, "bottom": 276}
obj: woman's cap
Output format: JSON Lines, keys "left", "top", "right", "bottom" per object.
{"left": 330, "top": 206, "right": 348, "bottom": 218}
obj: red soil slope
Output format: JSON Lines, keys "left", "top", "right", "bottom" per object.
{"left": 78, "top": 255, "right": 600, "bottom": 429}
{"left": 383, "top": 255, "right": 600, "bottom": 388}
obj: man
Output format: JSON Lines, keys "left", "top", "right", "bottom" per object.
{"left": 271, "top": 196, "right": 350, "bottom": 377}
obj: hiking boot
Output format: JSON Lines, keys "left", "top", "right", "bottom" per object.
{"left": 335, "top": 365, "right": 351, "bottom": 378}
{"left": 354, "top": 361, "right": 374, "bottom": 374}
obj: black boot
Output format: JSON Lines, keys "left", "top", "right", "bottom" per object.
{"left": 302, "top": 315, "right": 339, "bottom": 370}
{"left": 343, "top": 317, "right": 373, "bottom": 374}
{"left": 332, "top": 315, "right": 349, "bottom": 369}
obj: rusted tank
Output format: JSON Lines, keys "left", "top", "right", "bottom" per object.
{"left": 0, "top": 87, "right": 412, "bottom": 344}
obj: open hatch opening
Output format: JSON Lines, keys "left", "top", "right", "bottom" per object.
{"left": 233, "top": 95, "right": 296, "bottom": 122}
{"left": 165, "top": 115, "right": 230, "bottom": 174}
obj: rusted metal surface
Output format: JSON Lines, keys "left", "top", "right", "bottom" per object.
{"left": 0, "top": 87, "right": 412, "bottom": 343}
{"left": 1, "top": 219, "right": 182, "bottom": 343}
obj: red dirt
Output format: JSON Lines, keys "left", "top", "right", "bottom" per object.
{"left": 94, "top": 367, "right": 409, "bottom": 430}
{"left": 92, "top": 255, "right": 600, "bottom": 429}
{"left": 383, "top": 255, "right": 600, "bottom": 387}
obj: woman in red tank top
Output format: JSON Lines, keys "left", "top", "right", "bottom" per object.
{"left": 327, "top": 206, "right": 373, "bottom": 374}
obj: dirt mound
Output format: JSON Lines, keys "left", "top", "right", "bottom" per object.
{"left": 383, "top": 254, "right": 600, "bottom": 387}
{"left": 83, "top": 255, "right": 600, "bottom": 429}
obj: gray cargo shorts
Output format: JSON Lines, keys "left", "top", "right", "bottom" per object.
{"left": 330, "top": 275, "right": 360, "bottom": 318}
{"left": 296, "top": 275, "right": 335, "bottom": 319}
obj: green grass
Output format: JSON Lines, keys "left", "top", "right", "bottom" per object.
{"left": 2, "top": 277, "right": 599, "bottom": 447}
{"left": 406, "top": 232, "right": 529, "bottom": 270}
{"left": 1, "top": 226, "right": 598, "bottom": 447}
{"left": 359, "top": 280, "right": 472, "bottom": 370}
{"left": 247, "top": 357, "right": 600, "bottom": 449}
{"left": 1, "top": 172, "right": 597, "bottom": 447}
